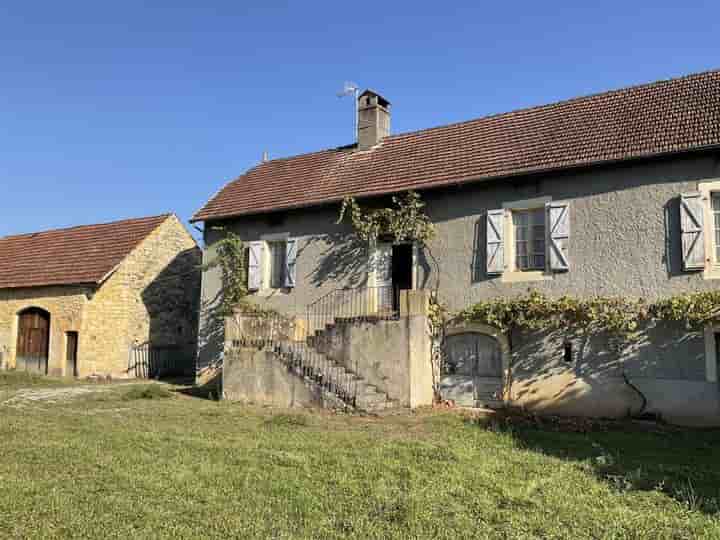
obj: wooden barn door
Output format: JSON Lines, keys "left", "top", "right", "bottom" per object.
{"left": 16, "top": 309, "right": 50, "bottom": 374}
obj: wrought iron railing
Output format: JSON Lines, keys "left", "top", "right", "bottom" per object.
{"left": 128, "top": 342, "right": 196, "bottom": 379}
{"left": 305, "top": 285, "right": 399, "bottom": 337}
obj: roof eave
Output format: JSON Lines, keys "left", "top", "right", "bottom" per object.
{"left": 191, "top": 144, "right": 720, "bottom": 223}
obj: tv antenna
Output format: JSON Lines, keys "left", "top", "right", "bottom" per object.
{"left": 337, "top": 81, "right": 360, "bottom": 142}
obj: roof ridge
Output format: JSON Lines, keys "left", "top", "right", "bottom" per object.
{"left": 222, "top": 68, "right": 720, "bottom": 167}
{"left": 0, "top": 213, "right": 172, "bottom": 241}
{"left": 386, "top": 67, "right": 720, "bottom": 141}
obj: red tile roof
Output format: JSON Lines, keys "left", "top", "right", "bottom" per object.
{"left": 193, "top": 69, "right": 720, "bottom": 222}
{"left": 0, "top": 215, "right": 171, "bottom": 289}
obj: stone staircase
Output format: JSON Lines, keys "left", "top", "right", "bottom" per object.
{"left": 269, "top": 339, "right": 399, "bottom": 413}
{"left": 231, "top": 286, "right": 407, "bottom": 413}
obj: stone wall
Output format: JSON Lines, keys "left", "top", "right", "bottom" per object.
{"left": 0, "top": 286, "right": 90, "bottom": 376}
{"left": 82, "top": 214, "right": 201, "bottom": 377}
{"left": 223, "top": 348, "right": 324, "bottom": 407}
{"left": 0, "top": 215, "right": 201, "bottom": 378}
{"left": 222, "top": 290, "right": 434, "bottom": 409}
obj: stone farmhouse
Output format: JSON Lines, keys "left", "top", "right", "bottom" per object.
{"left": 0, "top": 214, "right": 200, "bottom": 379}
{"left": 193, "top": 69, "right": 720, "bottom": 425}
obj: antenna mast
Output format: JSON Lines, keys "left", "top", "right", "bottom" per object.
{"left": 337, "top": 81, "right": 360, "bottom": 142}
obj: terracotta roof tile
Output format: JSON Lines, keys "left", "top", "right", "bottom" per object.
{"left": 193, "top": 69, "right": 720, "bottom": 222}
{"left": 0, "top": 215, "right": 171, "bottom": 289}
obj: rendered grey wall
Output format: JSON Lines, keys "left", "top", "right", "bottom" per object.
{"left": 198, "top": 152, "right": 720, "bottom": 390}
{"left": 421, "top": 153, "right": 720, "bottom": 308}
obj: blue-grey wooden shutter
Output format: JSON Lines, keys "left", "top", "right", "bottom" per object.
{"left": 680, "top": 192, "right": 705, "bottom": 271}
{"left": 284, "top": 239, "right": 297, "bottom": 288}
{"left": 547, "top": 201, "right": 570, "bottom": 271}
{"left": 486, "top": 209, "right": 504, "bottom": 275}
{"left": 247, "top": 241, "right": 263, "bottom": 291}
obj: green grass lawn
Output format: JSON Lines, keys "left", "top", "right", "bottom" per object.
{"left": 0, "top": 372, "right": 719, "bottom": 539}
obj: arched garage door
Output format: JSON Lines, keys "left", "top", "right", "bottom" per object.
{"left": 16, "top": 308, "right": 50, "bottom": 374}
{"left": 439, "top": 332, "right": 503, "bottom": 407}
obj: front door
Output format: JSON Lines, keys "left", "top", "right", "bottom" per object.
{"left": 16, "top": 309, "right": 50, "bottom": 374}
{"left": 66, "top": 332, "right": 78, "bottom": 377}
{"left": 391, "top": 243, "right": 413, "bottom": 310}
{"left": 373, "top": 243, "right": 414, "bottom": 313}
{"left": 439, "top": 333, "right": 503, "bottom": 407}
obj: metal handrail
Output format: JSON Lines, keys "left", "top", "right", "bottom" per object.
{"left": 305, "top": 285, "right": 399, "bottom": 337}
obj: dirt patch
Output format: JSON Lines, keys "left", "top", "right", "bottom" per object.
{"left": 1, "top": 382, "right": 145, "bottom": 407}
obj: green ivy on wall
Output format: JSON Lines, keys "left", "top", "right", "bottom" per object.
{"left": 457, "top": 289, "right": 720, "bottom": 339}
{"left": 203, "top": 229, "right": 248, "bottom": 317}
{"left": 336, "top": 190, "right": 436, "bottom": 246}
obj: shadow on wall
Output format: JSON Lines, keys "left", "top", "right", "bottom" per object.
{"left": 140, "top": 247, "right": 202, "bottom": 377}
{"left": 307, "top": 232, "right": 370, "bottom": 289}
{"left": 509, "top": 319, "right": 707, "bottom": 420}
{"left": 307, "top": 230, "right": 436, "bottom": 291}
{"left": 471, "top": 218, "right": 492, "bottom": 285}
{"left": 663, "top": 197, "right": 685, "bottom": 278}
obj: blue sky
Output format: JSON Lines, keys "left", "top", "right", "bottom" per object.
{"left": 1, "top": 1, "right": 718, "bottom": 240}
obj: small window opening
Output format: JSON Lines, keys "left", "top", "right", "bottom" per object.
{"left": 563, "top": 342, "right": 573, "bottom": 363}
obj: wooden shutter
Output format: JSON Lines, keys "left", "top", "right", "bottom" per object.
{"left": 547, "top": 201, "right": 570, "bottom": 271}
{"left": 486, "top": 209, "right": 505, "bottom": 275}
{"left": 284, "top": 239, "right": 297, "bottom": 288}
{"left": 247, "top": 241, "right": 263, "bottom": 291}
{"left": 680, "top": 192, "right": 705, "bottom": 271}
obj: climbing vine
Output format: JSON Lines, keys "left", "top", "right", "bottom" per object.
{"left": 428, "top": 293, "right": 450, "bottom": 401}
{"left": 456, "top": 289, "right": 720, "bottom": 339}
{"left": 457, "top": 291, "right": 646, "bottom": 338}
{"left": 651, "top": 290, "right": 720, "bottom": 330}
{"left": 336, "top": 191, "right": 435, "bottom": 246}
{"left": 203, "top": 229, "right": 250, "bottom": 317}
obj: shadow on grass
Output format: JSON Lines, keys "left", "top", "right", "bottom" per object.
{"left": 468, "top": 411, "right": 720, "bottom": 515}
{"left": 172, "top": 371, "right": 221, "bottom": 401}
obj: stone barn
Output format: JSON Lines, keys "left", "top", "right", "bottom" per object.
{"left": 0, "top": 214, "right": 201, "bottom": 378}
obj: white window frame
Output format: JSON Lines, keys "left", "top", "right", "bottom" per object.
{"left": 501, "top": 196, "right": 553, "bottom": 283}
{"left": 257, "top": 233, "right": 291, "bottom": 294}
{"left": 697, "top": 180, "right": 720, "bottom": 279}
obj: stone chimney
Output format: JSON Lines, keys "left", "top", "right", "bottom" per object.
{"left": 357, "top": 89, "right": 390, "bottom": 150}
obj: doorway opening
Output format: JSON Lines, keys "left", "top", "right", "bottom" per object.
{"left": 16, "top": 307, "right": 51, "bottom": 374}
{"left": 66, "top": 332, "right": 79, "bottom": 377}
{"left": 391, "top": 243, "right": 413, "bottom": 311}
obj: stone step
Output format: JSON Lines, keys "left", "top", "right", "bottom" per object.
{"left": 356, "top": 393, "right": 389, "bottom": 408}
{"left": 363, "top": 398, "right": 401, "bottom": 413}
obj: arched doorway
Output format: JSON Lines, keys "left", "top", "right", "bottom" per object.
{"left": 16, "top": 308, "right": 51, "bottom": 374}
{"left": 439, "top": 330, "right": 504, "bottom": 407}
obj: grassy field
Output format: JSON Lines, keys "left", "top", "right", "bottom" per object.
{"left": 1, "top": 372, "right": 719, "bottom": 539}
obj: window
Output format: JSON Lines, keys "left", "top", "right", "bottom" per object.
{"left": 268, "top": 241, "right": 287, "bottom": 289}
{"left": 712, "top": 193, "right": 720, "bottom": 263}
{"left": 513, "top": 208, "right": 546, "bottom": 271}
{"left": 485, "top": 198, "right": 568, "bottom": 279}
{"left": 247, "top": 238, "right": 297, "bottom": 291}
